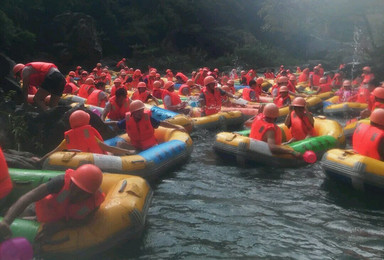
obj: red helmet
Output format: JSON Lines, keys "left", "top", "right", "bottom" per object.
{"left": 186, "top": 79, "right": 194, "bottom": 86}
{"left": 69, "top": 110, "right": 90, "bottom": 128}
{"left": 343, "top": 80, "right": 352, "bottom": 87}
{"left": 291, "top": 97, "right": 306, "bottom": 107}
{"left": 103, "top": 68, "right": 108, "bottom": 72}
{"left": 76, "top": 66, "right": 82, "bottom": 70}
{"left": 122, "top": 58, "right": 126, "bottom": 61}
{"left": 221, "top": 86, "right": 230, "bottom": 92}
{"left": 153, "top": 81, "right": 162, "bottom": 89}
{"left": 363, "top": 66, "right": 371, "bottom": 72}
{"left": 81, "top": 71, "right": 88, "bottom": 76}
{"left": 69, "top": 71, "right": 76, "bottom": 77}
{"left": 130, "top": 100, "right": 145, "bottom": 112}
{"left": 279, "top": 86, "right": 288, "bottom": 92}
{"left": 71, "top": 164, "right": 103, "bottom": 194}
{"left": 164, "top": 81, "right": 175, "bottom": 89}
{"left": 289, "top": 75, "right": 296, "bottom": 81}
{"left": 149, "top": 70, "right": 156, "bottom": 76}
{"left": 278, "top": 76, "right": 288, "bottom": 84}
{"left": 166, "top": 69, "right": 171, "bottom": 73}
{"left": 156, "top": 73, "right": 161, "bottom": 78}
{"left": 204, "top": 76, "right": 216, "bottom": 86}
{"left": 100, "top": 72, "right": 106, "bottom": 77}
{"left": 114, "top": 78, "right": 122, "bottom": 84}
{"left": 97, "top": 63, "right": 102, "bottom": 67}
{"left": 373, "top": 87, "right": 384, "bottom": 99}
{"left": 134, "top": 69, "right": 141, "bottom": 75}
{"left": 256, "top": 78, "right": 264, "bottom": 84}
{"left": 227, "top": 80, "right": 234, "bottom": 86}
{"left": 319, "top": 77, "right": 327, "bottom": 84}
{"left": 214, "top": 68, "right": 219, "bottom": 72}
{"left": 137, "top": 82, "right": 147, "bottom": 89}
{"left": 13, "top": 63, "right": 25, "bottom": 76}
{"left": 370, "top": 108, "right": 384, "bottom": 126}
{"left": 263, "top": 103, "right": 279, "bottom": 118}
{"left": 85, "top": 78, "right": 95, "bottom": 85}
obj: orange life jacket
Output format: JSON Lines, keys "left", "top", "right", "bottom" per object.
{"left": 242, "top": 88, "right": 258, "bottom": 102}
{"left": 249, "top": 118, "right": 282, "bottom": 145}
{"left": 78, "top": 84, "right": 95, "bottom": 98}
{"left": 152, "top": 89, "right": 163, "bottom": 99}
{"left": 162, "top": 90, "right": 182, "bottom": 109}
{"left": 310, "top": 73, "right": 321, "bottom": 87}
{"left": 64, "top": 83, "right": 78, "bottom": 94}
{"left": 355, "top": 87, "right": 370, "bottom": 104}
{"left": 369, "top": 101, "right": 384, "bottom": 112}
{"left": 221, "top": 76, "right": 229, "bottom": 85}
{"left": 132, "top": 90, "right": 150, "bottom": 103}
{"left": 146, "top": 76, "right": 155, "bottom": 91}
{"left": 35, "top": 169, "right": 105, "bottom": 223}
{"left": 195, "top": 72, "right": 205, "bottom": 86}
{"left": 178, "top": 84, "right": 190, "bottom": 96}
{"left": 64, "top": 125, "right": 106, "bottom": 154}
{"left": 202, "top": 87, "right": 222, "bottom": 116}
{"left": 362, "top": 73, "right": 374, "bottom": 83}
{"left": 298, "top": 73, "right": 308, "bottom": 83}
{"left": 0, "top": 147, "right": 12, "bottom": 200}
{"left": 318, "top": 83, "right": 332, "bottom": 93}
{"left": 353, "top": 123, "right": 384, "bottom": 160}
{"left": 125, "top": 110, "right": 157, "bottom": 150}
{"left": 289, "top": 111, "right": 316, "bottom": 141}
{"left": 274, "top": 95, "right": 291, "bottom": 108}
{"left": 287, "top": 81, "right": 296, "bottom": 93}
{"left": 108, "top": 96, "right": 130, "bottom": 120}
{"left": 110, "top": 84, "right": 126, "bottom": 97}
{"left": 24, "top": 62, "right": 57, "bottom": 86}
{"left": 175, "top": 72, "right": 188, "bottom": 83}
{"left": 86, "top": 89, "right": 106, "bottom": 108}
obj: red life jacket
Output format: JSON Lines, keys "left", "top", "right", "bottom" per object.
{"left": 274, "top": 95, "right": 291, "bottom": 108}
{"left": 229, "top": 86, "right": 236, "bottom": 94}
{"left": 333, "top": 76, "right": 342, "bottom": 87}
{"left": 162, "top": 90, "right": 182, "bottom": 109}
{"left": 64, "top": 125, "right": 106, "bottom": 154}
{"left": 0, "top": 147, "right": 12, "bottom": 200}
{"left": 110, "top": 84, "right": 126, "bottom": 97}
{"left": 369, "top": 101, "right": 384, "bottom": 112}
{"left": 125, "top": 110, "right": 157, "bottom": 150}
{"left": 152, "top": 89, "right": 163, "bottom": 99}
{"left": 242, "top": 88, "right": 258, "bottom": 102}
{"left": 202, "top": 87, "right": 222, "bottom": 116}
{"left": 175, "top": 72, "right": 188, "bottom": 83}
{"left": 287, "top": 81, "right": 296, "bottom": 93}
{"left": 146, "top": 76, "right": 155, "bottom": 91}
{"left": 195, "top": 72, "right": 205, "bottom": 86}
{"left": 353, "top": 123, "right": 384, "bottom": 160}
{"left": 355, "top": 87, "right": 370, "bottom": 104}
{"left": 289, "top": 111, "right": 316, "bottom": 141}
{"left": 249, "top": 118, "right": 282, "bottom": 145}
{"left": 221, "top": 76, "right": 229, "bottom": 85}
{"left": 108, "top": 96, "right": 130, "bottom": 120}
{"left": 132, "top": 90, "right": 150, "bottom": 103}
{"left": 132, "top": 77, "right": 141, "bottom": 88}
{"left": 363, "top": 73, "right": 374, "bottom": 82}
{"left": 78, "top": 84, "right": 95, "bottom": 98}
{"left": 63, "top": 83, "right": 78, "bottom": 94}
{"left": 178, "top": 84, "right": 190, "bottom": 96}
{"left": 310, "top": 73, "right": 321, "bottom": 87}
{"left": 35, "top": 169, "right": 105, "bottom": 223}
{"left": 318, "top": 83, "right": 332, "bottom": 93}
{"left": 298, "top": 73, "right": 308, "bottom": 83}
{"left": 86, "top": 89, "right": 106, "bottom": 108}
{"left": 24, "top": 62, "right": 57, "bottom": 87}
{"left": 264, "top": 72, "right": 275, "bottom": 79}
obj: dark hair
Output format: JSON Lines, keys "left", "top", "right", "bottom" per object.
{"left": 249, "top": 79, "right": 256, "bottom": 86}
{"left": 95, "top": 81, "right": 106, "bottom": 89}
{"left": 115, "top": 88, "right": 127, "bottom": 98}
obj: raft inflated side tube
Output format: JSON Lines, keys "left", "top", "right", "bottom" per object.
{"left": 288, "top": 135, "right": 337, "bottom": 154}
{"left": 149, "top": 106, "right": 193, "bottom": 132}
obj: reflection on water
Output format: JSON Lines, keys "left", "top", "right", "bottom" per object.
{"left": 102, "top": 130, "right": 384, "bottom": 259}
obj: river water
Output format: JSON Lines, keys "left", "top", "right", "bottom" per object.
{"left": 105, "top": 129, "right": 384, "bottom": 259}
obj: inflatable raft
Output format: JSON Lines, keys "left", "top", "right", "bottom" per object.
{"left": 42, "top": 127, "right": 193, "bottom": 180}
{"left": 323, "top": 96, "right": 367, "bottom": 117}
{"left": 321, "top": 149, "right": 384, "bottom": 193}
{"left": 214, "top": 117, "right": 345, "bottom": 167}
{"left": 3, "top": 168, "right": 152, "bottom": 258}
{"left": 190, "top": 109, "right": 245, "bottom": 130}
{"left": 343, "top": 118, "right": 369, "bottom": 139}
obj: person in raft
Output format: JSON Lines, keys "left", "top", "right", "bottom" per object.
{"left": 36, "top": 110, "right": 132, "bottom": 163}
{"left": 13, "top": 62, "right": 66, "bottom": 111}
{"left": 102, "top": 88, "right": 131, "bottom": 121}
{"left": 0, "top": 147, "right": 12, "bottom": 209}
{"left": 284, "top": 97, "right": 316, "bottom": 144}
{"left": 249, "top": 103, "right": 301, "bottom": 158}
{"left": 115, "top": 100, "right": 186, "bottom": 153}
{"left": 162, "top": 81, "right": 191, "bottom": 115}
{"left": 0, "top": 164, "right": 105, "bottom": 244}
{"left": 199, "top": 76, "right": 238, "bottom": 116}
{"left": 353, "top": 108, "right": 384, "bottom": 161}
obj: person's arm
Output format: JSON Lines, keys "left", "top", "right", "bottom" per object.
{"left": 304, "top": 106, "right": 315, "bottom": 126}
{"left": 160, "top": 121, "right": 187, "bottom": 133}
{"left": 265, "top": 130, "right": 300, "bottom": 157}
{"left": 147, "top": 94, "right": 160, "bottom": 106}
{"left": 35, "top": 139, "right": 67, "bottom": 164}
{"left": 285, "top": 108, "right": 292, "bottom": 128}
{"left": 221, "top": 88, "right": 238, "bottom": 99}
{"left": 98, "top": 141, "right": 134, "bottom": 155}
{"left": 0, "top": 183, "right": 51, "bottom": 240}
{"left": 101, "top": 102, "right": 112, "bottom": 121}
{"left": 164, "top": 95, "right": 180, "bottom": 110}
{"left": 21, "top": 66, "right": 34, "bottom": 103}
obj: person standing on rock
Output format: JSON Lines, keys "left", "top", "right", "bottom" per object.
{"left": 13, "top": 62, "right": 66, "bottom": 111}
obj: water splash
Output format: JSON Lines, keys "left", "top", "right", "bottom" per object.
{"left": 351, "top": 26, "right": 362, "bottom": 80}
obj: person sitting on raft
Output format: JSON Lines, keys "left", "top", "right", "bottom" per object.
{"left": 274, "top": 86, "right": 291, "bottom": 108}
{"left": 86, "top": 81, "right": 109, "bottom": 108}
{"left": 0, "top": 164, "right": 105, "bottom": 244}
{"left": 115, "top": 100, "right": 186, "bottom": 153}
{"left": 162, "top": 81, "right": 191, "bottom": 115}
{"left": 0, "top": 147, "right": 12, "bottom": 209}
{"left": 353, "top": 108, "right": 384, "bottom": 161}
{"left": 313, "top": 77, "right": 332, "bottom": 94}
{"left": 335, "top": 80, "right": 356, "bottom": 103}
{"left": 102, "top": 88, "right": 131, "bottom": 121}
{"left": 78, "top": 77, "right": 96, "bottom": 98}
{"left": 37, "top": 110, "right": 132, "bottom": 163}
{"left": 284, "top": 97, "right": 316, "bottom": 144}
{"left": 178, "top": 79, "right": 199, "bottom": 96}
{"left": 249, "top": 103, "right": 301, "bottom": 158}
{"left": 199, "top": 76, "right": 238, "bottom": 116}
{"left": 13, "top": 62, "right": 66, "bottom": 111}
{"left": 131, "top": 82, "right": 159, "bottom": 105}
{"left": 360, "top": 86, "right": 384, "bottom": 119}
{"left": 242, "top": 79, "right": 261, "bottom": 102}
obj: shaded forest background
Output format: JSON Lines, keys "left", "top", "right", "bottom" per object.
{"left": 1, "top": 0, "right": 384, "bottom": 79}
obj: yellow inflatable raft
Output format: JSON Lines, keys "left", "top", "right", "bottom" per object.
{"left": 323, "top": 96, "right": 368, "bottom": 116}
{"left": 42, "top": 127, "right": 193, "bottom": 180}
{"left": 321, "top": 149, "right": 384, "bottom": 193}
{"left": 214, "top": 117, "right": 345, "bottom": 167}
